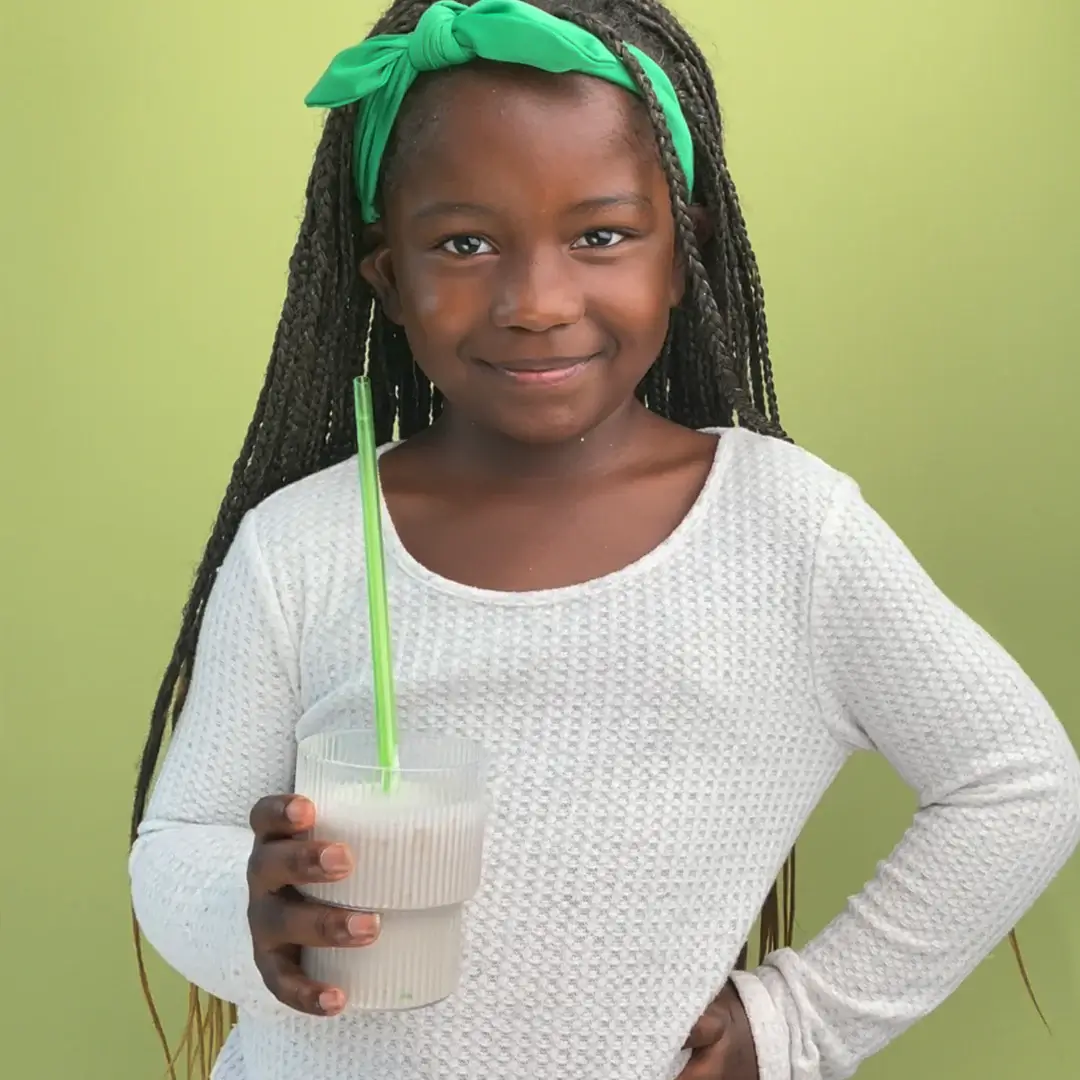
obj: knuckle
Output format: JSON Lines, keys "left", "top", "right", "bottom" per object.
{"left": 248, "top": 796, "right": 272, "bottom": 833}
{"left": 252, "top": 946, "right": 278, "bottom": 993}
{"left": 247, "top": 894, "right": 265, "bottom": 938}
{"left": 246, "top": 843, "right": 266, "bottom": 886}
{"left": 251, "top": 893, "right": 284, "bottom": 946}
{"left": 284, "top": 842, "right": 310, "bottom": 882}
{"left": 250, "top": 794, "right": 291, "bottom": 835}
{"left": 278, "top": 971, "right": 324, "bottom": 1015}
{"left": 297, "top": 983, "right": 322, "bottom": 1014}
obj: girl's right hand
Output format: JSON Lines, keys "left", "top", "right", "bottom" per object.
{"left": 247, "top": 794, "right": 380, "bottom": 1016}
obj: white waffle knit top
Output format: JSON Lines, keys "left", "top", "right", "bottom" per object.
{"left": 130, "top": 427, "right": 1080, "bottom": 1080}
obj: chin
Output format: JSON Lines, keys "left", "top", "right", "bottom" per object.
{"left": 483, "top": 401, "right": 616, "bottom": 446}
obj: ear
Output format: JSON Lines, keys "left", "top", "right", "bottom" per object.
{"left": 670, "top": 204, "right": 714, "bottom": 307}
{"left": 688, "top": 204, "right": 714, "bottom": 245}
{"left": 359, "top": 222, "right": 405, "bottom": 325}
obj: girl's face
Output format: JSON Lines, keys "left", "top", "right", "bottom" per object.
{"left": 361, "top": 64, "right": 685, "bottom": 446}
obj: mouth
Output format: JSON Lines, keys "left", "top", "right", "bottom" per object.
{"left": 479, "top": 356, "right": 596, "bottom": 386}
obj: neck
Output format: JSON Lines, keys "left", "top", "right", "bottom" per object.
{"left": 419, "top": 399, "right": 658, "bottom": 484}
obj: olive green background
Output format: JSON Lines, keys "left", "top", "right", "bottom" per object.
{"left": 2, "top": 1, "right": 1077, "bottom": 1077}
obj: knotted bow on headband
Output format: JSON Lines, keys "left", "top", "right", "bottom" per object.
{"left": 305, "top": 0, "right": 695, "bottom": 222}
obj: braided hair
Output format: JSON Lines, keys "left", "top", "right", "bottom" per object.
{"left": 130, "top": 1, "right": 1036, "bottom": 1074}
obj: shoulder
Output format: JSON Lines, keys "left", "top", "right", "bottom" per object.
{"left": 222, "top": 454, "right": 369, "bottom": 631}
{"left": 240, "top": 455, "right": 362, "bottom": 584}
{"left": 670, "top": 426, "right": 860, "bottom": 594}
{"left": 714, "top": 430, "right": 929, "bottom": 588}
{"left": 710, "top": 426, "right": 851, "bottom": 529}
{"left": 716, "top": 426, "right": 842, "bottom": 483}
{"left": 250, "top": 454, "right": 356, "bottom": 535}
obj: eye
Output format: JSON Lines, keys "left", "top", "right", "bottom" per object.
{"left": 572, "top": 229, "right": 628, "bottom": 250}
{"left": 439, "top": 235, "right": 494, "bottom": 257}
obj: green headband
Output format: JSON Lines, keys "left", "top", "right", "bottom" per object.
{"left": 305, "top": 0, "right": 695, "bottom": 223}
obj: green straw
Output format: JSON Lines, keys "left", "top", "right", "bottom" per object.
{"left": 353, "top": 376, "right": 399, "bottom": 788}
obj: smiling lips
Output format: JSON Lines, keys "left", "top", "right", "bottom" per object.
{"left": 480, "top": 356, "right": 595, "bottom": 385}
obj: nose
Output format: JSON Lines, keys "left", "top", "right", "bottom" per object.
{"left": 490, "top": 247, "right": 585, "bottom": 332}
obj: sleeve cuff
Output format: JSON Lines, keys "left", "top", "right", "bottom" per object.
{"left": 729, "top": 969, "right": 792, "bottom": 1080}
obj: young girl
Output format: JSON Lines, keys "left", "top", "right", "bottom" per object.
{"left": 129, "top": 1, "right": 1080, "bottom": 1078}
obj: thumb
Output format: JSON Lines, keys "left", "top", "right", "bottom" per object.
{"left": 683, "top": 1003, "right": 730, "bottom": 1050}
{"left": 677, "top": 1041, "right": 728, "bottom": 1079}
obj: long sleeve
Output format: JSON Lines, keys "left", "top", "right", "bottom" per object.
{"left": 730, "top": 476, "right": 1080, "bottom": 1080}
{"left": 129, "top": 512, "right": 301, "bottom": 1017}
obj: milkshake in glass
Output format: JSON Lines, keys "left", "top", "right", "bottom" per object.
{"left": 294, "top": 729, "right": 489, "bottom": 1010}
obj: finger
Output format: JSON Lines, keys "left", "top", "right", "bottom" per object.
{"left": 676, "top": 1042, "right": 727, "bottom": 1080}
{"left": 257, "top": 946, "right": 348, "bottom": 1017}
{"left": 249, "top": 837, "right": 354, "bottom": 892}
{"left": 249, "top": 794, "right": 316, "bottom": 840}
{"left": 682, "top": 1006, "right": 728, "bottom": 1050}
{"left": 253, "top": 891, "right": 381, "bottom": 950}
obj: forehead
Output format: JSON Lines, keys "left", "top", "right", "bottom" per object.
{"left": 383, "top": 64, "right": 663, "bottom": 216}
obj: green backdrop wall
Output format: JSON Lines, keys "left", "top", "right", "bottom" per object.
{"left": 3, "top": 2, "right": 1077, "bottom": 1077}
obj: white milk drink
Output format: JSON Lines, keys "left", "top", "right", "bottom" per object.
{"left": 295, "top": 731, "right": 488, "bottom": 1010}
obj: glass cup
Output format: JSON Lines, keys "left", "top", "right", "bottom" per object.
{"left": 294, "top": 729, "right": 489, "bottom": 1011}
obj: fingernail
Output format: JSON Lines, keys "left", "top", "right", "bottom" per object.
{"left": 347, "top": 912, "right": 380, "bottom": 942}
{"left": 318, "top": 989, "right": 344, "bottom": 1014}
{"left": 320, "top": 846, "right": 351, "bottom": 874}
{"left": 285, "top": 798, "right": 309, "bottom": 824}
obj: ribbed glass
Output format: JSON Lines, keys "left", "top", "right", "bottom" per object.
{"left": 294, "top": 730, "right": 488, "bottom": 1010}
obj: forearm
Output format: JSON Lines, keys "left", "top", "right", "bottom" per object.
{"left": 129, "top": 512, "right": 302, "bottom": 1015}
{"left": 731, "top": 755, "right": 1080, "bottom": 1080}
{"left": 130, "top": 818, "right": 292, "bottom": 1019}
{"left": 761, "top": 473, "right": 1080, "bottom": 1078}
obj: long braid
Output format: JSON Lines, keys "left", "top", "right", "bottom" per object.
{"left": 613, "top": 0, "right": 779, "bottom": 427}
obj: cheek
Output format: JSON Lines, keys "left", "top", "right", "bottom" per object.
{"left": 399, "top": 262, "right": 479, "bottom": 328}
{"left": 411, "top": 279, "right": 447, "bottom": 322}
{"left": 392, "top": 261, "right": 514, "bottom": 395}
{"left": 595, "top": 254, "right": 678, "bottom": 343}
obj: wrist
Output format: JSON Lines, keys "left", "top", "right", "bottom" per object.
{"left": 727, "top": 969, "right": 789, "bottom": 1080}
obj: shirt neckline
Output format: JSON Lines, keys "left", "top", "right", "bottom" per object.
{"left": 373, "top": 427, "right": 738, "bottom": 607}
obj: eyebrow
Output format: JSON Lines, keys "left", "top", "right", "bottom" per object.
{"left": 569, "top": 193, "right": 653, "bottom": 214}
{"left": 410, "top": 192, "right": 653, "bottom": 222}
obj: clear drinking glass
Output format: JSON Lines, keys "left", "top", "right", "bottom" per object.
{"left": 294, "top": 729, "right": 489, "bottom": 1010}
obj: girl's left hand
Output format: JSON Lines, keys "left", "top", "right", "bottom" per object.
{"left": 678, "top": 983, "right": 759, "bottom": 1080}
